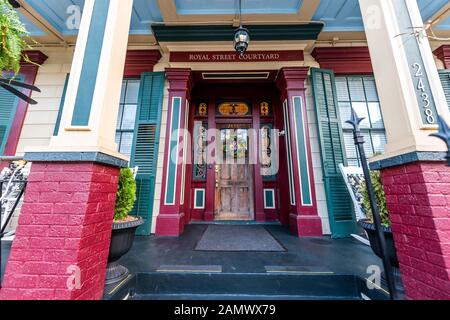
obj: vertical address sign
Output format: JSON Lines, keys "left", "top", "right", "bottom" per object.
{"left": 394, "top": 0, "right": 438, "bottom": 125}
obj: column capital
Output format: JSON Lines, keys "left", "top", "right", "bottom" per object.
{"left": 21, "top": 50, "right": 48, "bottom": 66}
{"left": 165, "top": 68, "right": 194, "bottom": 93}
{"left": 276, "top": 67, "right": 310, "bottom": 94}
{"left": 124, "top": 50, "right": 162, "bottom": 77}
{"left": 311, "top": 46, "right": 373, "bottom": 74}
{"left": 434, "top": 45, "right": 450, "bottom": 69}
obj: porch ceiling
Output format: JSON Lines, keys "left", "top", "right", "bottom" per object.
{"left": 14, "top": 0, "right": 450, "bottom": 44}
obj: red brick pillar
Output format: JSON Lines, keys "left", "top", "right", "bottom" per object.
{"left": 0, "top": 157, "right": 123, "bottom": 300}
{"left": 379, "top": 160, "right": 450, "bottom": 299}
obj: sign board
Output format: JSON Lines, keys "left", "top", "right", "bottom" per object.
{"left": 170, "top": 50, "right": 304, "bottom": 63}
{"left": 394, "top": 0, "right": 438, "bottom": 126}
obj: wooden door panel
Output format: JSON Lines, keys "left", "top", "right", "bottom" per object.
{"left": 215, "top": 127, "right": 254, "bottom": 220}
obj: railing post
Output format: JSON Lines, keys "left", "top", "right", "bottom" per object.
{"left": 346, "top": 108, "right": 398, "bottom": 300}
{"left": 430, "top": 115, "right": 450, "bottom": 167}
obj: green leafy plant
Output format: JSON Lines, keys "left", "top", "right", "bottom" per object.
{"left": 0, "top": 0, "right": 33, "bottom": 75}
{"left": 359, "top": 170, "right": 390, "bottom": 227}
{"left": 114, "top": 168, "right": 137, "bottom": 221}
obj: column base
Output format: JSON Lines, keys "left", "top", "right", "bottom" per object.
{"left": 155, "top": 213, "right": 185, "bottom": 237}
{"left": 256, "top": 212, "right": 266, "bottom": 222}
{"left": 289, "top": 214, "right": 323, "bottom": 237}
{"left": 0, "top": 160, "right": 121, "bottom": 300}
{"left": 380, "top": 160, "right": 450, "bottom": 300}
{"left": 204, "top": 212, "right": 214, "bottom": 222}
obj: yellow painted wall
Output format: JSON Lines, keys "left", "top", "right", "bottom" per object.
{"left": 16, "top": 48, "right": 74, "bottom": 155}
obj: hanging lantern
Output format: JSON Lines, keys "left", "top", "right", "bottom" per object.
{"left": 234, "top": 26, "right": 250, "bottom": 56}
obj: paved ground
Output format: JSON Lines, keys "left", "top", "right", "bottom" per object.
{"left": 1, "top": 224, "right": 384, "bottom": 283}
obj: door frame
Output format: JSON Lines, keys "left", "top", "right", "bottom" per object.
{"left": 188, "top": 81, "right": 285, "bottom": 223}
{"left": 214, "top": 123, "right": 255, "bottom": 221}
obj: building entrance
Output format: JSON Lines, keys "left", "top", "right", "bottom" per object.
{"left": 214, "top": 124, "right": 254, "bottom": 221}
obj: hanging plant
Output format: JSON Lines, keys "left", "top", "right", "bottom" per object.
{"left": 0, "top": 0, "right": 32, "bottom": 75}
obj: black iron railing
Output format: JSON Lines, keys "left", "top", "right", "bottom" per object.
{"left": 0, "top": 158, "right": 28, "bottom": 288}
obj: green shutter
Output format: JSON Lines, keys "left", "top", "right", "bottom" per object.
{"left": 54, "top": 74, "right": 70, "bottom": 136}
{"left": 0, "top": 75, "right": 24, "bottom": 155}
{"left": 130, "top": 72, "right": 165, "bottom": 235}
{"left": 311, "top": 68, "right": 356, "bottom": 238}
{"left": 439, "top": 70, "right": 450, "bottom": 112}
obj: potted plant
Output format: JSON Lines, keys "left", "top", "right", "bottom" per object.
{"left": 358, "top": 170, "right": 399, "bottom": 268}
{"left": 105, "top": 168, "right": 143, "bottom": 285}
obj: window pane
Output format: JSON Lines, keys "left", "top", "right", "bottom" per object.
{"left": 343, "top": 132, "right": 359, "bottom": 161}
{"left": 119, "top": 132, "right": 134, "bottom": 157}
{"left": 352, "top": 102, "right": 370, "bottom": 128}
{"left": 348, "top": 77, "right": 366, "bottom": 101}
{"left": 125, "top": 80, "right": 140, "bottom": 104}
{"left": 115, "top": 132, "right": 121, "bottom": 148}
{"left": 371, "top": 132, "right": 387, "bottom": 154}
{"left": 335, "top": 77, "right": 350, "bottom": 101}
{"left": 339, "top": 102, "right": 352, "bottom": 129}
{"left": 368, "top": 103, "right": 384, "bottom": 129}
{"left": 347, "top": 158, "right": 360, "bottom": 167}
{"left": 361, "top": 131, "right": 374, "bottom": 158}
{"left": 116, "top": 105, "right": 123, "bottom": 130}
{"left": 120, "top": 81, "right": 127, "bottom": 103}
{"left": 121, "top": 104, "right": 137, "bottom": 130}
{"left": 363, "top": 77, "right": 379, "bottom": 102}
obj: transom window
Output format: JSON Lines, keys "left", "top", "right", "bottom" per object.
{"left": 116, "top": 79, "right": 140, "bottom": 157}
{"left": 336, "top": 76, "right": 387, "bottom": 167}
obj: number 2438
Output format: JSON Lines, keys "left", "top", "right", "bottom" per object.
{"left": 412, "top": 62, "right": 435, "bottom": 124}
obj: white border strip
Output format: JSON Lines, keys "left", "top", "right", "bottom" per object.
{"left": 264, "top": 189, "right": 276, "bottom": 210}
{"left": 180, "top": 100, "right": 189, "bottom": 205}
{"left": 194, "top": 188, "right": 206, "bottom": 209}
{"left": 283, "top": 99, "right": 296, "bottom": 206}
{"left": 164, "top": 97, "right": 182, "bottom": 206}
{"left": 291, "top": 96, "right": 313, "bottom": 207}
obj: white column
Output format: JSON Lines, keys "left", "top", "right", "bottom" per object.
{"left": 359, "top": 0, "right": 450, "bottom": 159}
{"left": 29, "top": 0, "right": 133, "bottom": 159}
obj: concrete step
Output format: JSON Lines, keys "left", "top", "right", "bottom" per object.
{"left": 105, "top": 272, "right": 390, "bottom": 301}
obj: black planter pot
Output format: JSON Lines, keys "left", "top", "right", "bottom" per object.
{"left": 105, "top": 217, "right": 144, "bottom": 286}
{"left": 358, "top": 220, "right": 399, "bottom": 268}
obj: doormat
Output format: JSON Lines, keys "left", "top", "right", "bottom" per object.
{"left": 195, "top": 225, "right": 286, "bottom": 252}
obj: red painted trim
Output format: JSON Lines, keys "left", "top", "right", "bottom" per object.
{"left": 311, "top": 47, "right": 374, "bottom": 75}
{"left": 252, "top": 99, "right": 265, "bottom": 222}
{"left": 189, "top": 83, "right": 282, "bottom": 224}
{"left": 204, "top": 99, "right": 216, "bottom": 221}
{"left": 170, "top": 50, "right": 304, "bottom": 63}
{"left": 3, "top": 51, "right": 48, "bottom": 157}
{"left": 123, "top": 50, "right": 162, "bottom": 77}
{"left": 276, "top": 67, "right": 322, "bottom": 236}
{"left": 434, "top": 45, "right": 450, "bottom": 69}
{"left": 156, "top": 68, "right": 193, "bottom": 236}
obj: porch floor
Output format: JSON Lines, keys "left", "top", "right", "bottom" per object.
{"left": 1, "top": 224, "right": 398, "bottom": 299}
{"left": 121, "top": 224, "right": 382, "bottom": 278}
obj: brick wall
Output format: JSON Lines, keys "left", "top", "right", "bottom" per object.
{"left": 381, "top": 161, "right": 450, "bottom": 299}
{"left": 0, "top": 162, "right": 119, "bottom": 300}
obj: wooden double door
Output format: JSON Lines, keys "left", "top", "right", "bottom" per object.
{"left": 214, "top": 124, "right": 254, "bottom": 220}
